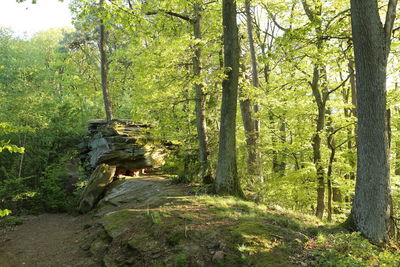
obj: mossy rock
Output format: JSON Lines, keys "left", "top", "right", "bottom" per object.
{"left": 128, "top": 233, "right": 161, "bottom": 253}
{"left": 79, "top": 164, "right": 116, "bottom": 213}
{"left": 100, "top": 209, "right": 143, "bottom": 239}
{"left": 166, "top": 231, "right": 186, "bottom": 246}
{"left": 90, "top": 238, "right": 109, "bottom": 255}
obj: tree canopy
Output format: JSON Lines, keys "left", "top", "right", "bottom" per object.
{"left": 1, "top": 0, "right": 400, "bottom": 260}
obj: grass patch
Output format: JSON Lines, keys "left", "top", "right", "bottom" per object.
{"left": 305, "top": 232, "right": 400, "bottom": 266}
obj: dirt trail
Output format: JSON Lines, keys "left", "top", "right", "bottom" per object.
{"left": 0, "top": 213, "right": 95, "bottom": 267}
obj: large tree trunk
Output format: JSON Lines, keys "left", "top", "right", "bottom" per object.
{"left": 193, "top": 3, "right": 212, "bottom": 184}
{"left": 99, "top": 0, "right": 113, "bottom": 122}
{"left": 215, "top": 0, "right": 243, "bottom": 197}
{"left": 349, "top": 0, "right": 397, "bottom": 244}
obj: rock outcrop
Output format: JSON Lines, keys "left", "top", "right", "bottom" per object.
{"left": 79, "top": 119, "right": 171, "bottom": 172}
{"left": 78, "top": 164, "right": 116, "bottom": 213}
{"left": 78, "top": 119, "right": 176, "bottom": 213}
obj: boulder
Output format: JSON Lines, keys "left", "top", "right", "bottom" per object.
{"left": 98, "top": 177, "right": 173, "bottom": 207}
{"left": 79, "top": 164, "right": 116, "bottom": 213}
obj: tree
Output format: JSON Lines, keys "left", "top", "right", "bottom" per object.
{"left": 300, "top": 0, "right": 336, "bottom": 219}
{"left": 143, "top": 1, "right": 215, "bottom": 184}
{"left": 239, "top": 0, "right": 262, "bottom": 180}
{"left": 192, "top": 2, "right": 213, "bottom": 184}
{"left": 215, "top": 0, "right": 243, "bottom": 197}
{"left": 349, "top": 0, "right": 398, "bottom": 244}
{"left": 99, "top": 0, "right": 113, "bottom": 121}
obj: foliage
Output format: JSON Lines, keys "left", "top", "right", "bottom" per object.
{"left": 0, "top": 0, "right": 400, "bottom": 261}
{"left": 0, "top": 216, "right": 23, "bottom": 228}
{"left": 305, "top": 232, "right": 400, "bottom": 266}
{"left": 37, "top": 154, "right": 83, "bottom": 212}
{"left": 0, "top": 209, "right": 11, "bottom": 217}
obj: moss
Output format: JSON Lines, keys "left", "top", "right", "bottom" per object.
{"left": 91, "top": 184, "right": 400, "bottom": 267}
{"left": 100, "top": 209, "right": 142, "bottom": 238}
{"left": 128, "top": 233, "right": 160, "bottom": 252}
{"left": 173, "top": 253, "right": 189, "bottom": 267}
{"left": 224, "top": 221, "right": 297, "bottom": 267}
{"left": 166, "top": 230, "right": 186, "bottom": 246}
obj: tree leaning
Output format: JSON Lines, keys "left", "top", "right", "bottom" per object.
{"left": 349, "top": 0, "right": 398, "bottom": 244}
{"left": 214, "top": 0, "right": 243, "bottom": 197}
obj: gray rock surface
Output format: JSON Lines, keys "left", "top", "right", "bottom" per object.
{"left": 79, "top": 119, "right": 171, "bottom": 171}
{"left": 78, "top": 164, "right": 116, "bottom": 213}
{"left": 99, "top": 177, "right": 171, "bottom": 207}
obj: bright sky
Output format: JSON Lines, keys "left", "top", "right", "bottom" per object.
{"left": 0, "top": 0, "right": 72, "bottom": 37}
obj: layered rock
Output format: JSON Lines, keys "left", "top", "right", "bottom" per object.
{"left": 79, "top": 119, "right": 170, "bottom": 172}
{"left": 78, "top": 119, "right": 176, "bottom": 213}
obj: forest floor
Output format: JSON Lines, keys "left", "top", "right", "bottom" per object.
{"left": 0, "top": 213, "right": 95, "bottom": 267}
{"left": 0, "top": 176, "right": 398, "bottom": 266}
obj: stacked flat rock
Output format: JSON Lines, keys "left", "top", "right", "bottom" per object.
{"left": 79, "top": 119, "right": 167, "bottom": 171}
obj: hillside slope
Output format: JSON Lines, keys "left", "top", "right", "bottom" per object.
{"left": 1, "top": 176, "right": 399, "bottom": 267}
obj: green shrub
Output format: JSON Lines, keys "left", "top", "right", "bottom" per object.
{"left": 0, "top": 209, "right": 11, "bottom": 217}
{"left": 37, "top": 154, "right": 83, "bottom": 212}
{"left": 0, "top": 215, "right": 23, "bottom": 227}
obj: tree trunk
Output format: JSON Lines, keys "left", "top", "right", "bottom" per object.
{"left": 349, "top": 0, "right": 397, "bottom": 244}
{"left": 215, "top": 0, "right": 243, "bottom": 197}
{"left": 348, "top": 58, "right": 357, "bottom": 118}
{"left": 301, "top": 1, "right": 327, "bottom": 220}
{"left": 245, "top": 0, "right": 260, "bottom": 133}
{"left": 347, "top": 58, "right": 356, "bottom": 181}
{"left": 193, "top": 3, "right": 212, "bottom": 184}
{"left": 99, "top": 0, "right": 113, "bottom": 122}
{"left": 310, "top": 65, "right": 327, "bottom": 220}
{"left": 240, "top": 0, "right": 261, "bottom": 179}
{"left": 395, "top": 140, "right": 400, "bottom": 175}
{"left": 239, "top": 97, "right": 258, "bottom": 176}
{"left": 326, "top": 111, "right": 335, "bottom": 222}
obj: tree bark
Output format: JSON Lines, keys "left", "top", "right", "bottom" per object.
{"left": 239, "top": 97, "right": 259, "bottom": 176}
{"left": 215, "top": 0, "right": 243, "bottom": 197}
{"left": 326, "top": 111, "right": 335, "bottom": 222}
{"left": 349, "top": 0, "right": 397, "bottom": 244}
{"left": 99, "top": 0, "right": 113, "bottom": 122}
{"left": 301, "top": 0, "right": 328, "bottom": 220}
{"left": 193, "top": 3, "right": 212, "bottom": 184}
{"left": 245, "top": 0, "right": 260, "bottom": 134}
{"left": 310, "top": 64, "right": 327, "bottom": 220}
{"left": 239, "top": 0, "right": 261, "bottom": 179}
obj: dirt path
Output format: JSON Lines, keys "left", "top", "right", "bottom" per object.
{"left": 0, "top": 213, "right": 96, "bottom": 267}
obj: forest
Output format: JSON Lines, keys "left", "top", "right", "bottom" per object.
{"left": 1, "top": 0, "right": 400, "bottom": 266}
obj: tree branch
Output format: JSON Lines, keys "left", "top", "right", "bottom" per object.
{"left": 324, "top": 73, "right": 351, "bottom": 102}
{"left": 146, "top": 10, "right": 193, "bottom": 23}
{"left": 260, "top": 3, "right": 289, "bottom": 32}
{"left": 384, "top": 0, "right": 398, "bottom": 46}
{"left": 301, "top": 0, "right": 315, "bottom": 22}
{"left": 325, "top": 8, "right": 350, "bottom": 30}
